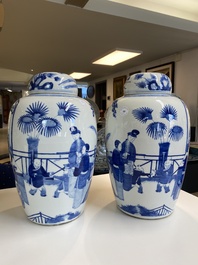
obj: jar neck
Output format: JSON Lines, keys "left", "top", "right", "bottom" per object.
{"left": 124, "top": 90, "right": 171, "bottom": 96}
{"left": 29, "top": 90, "right": 78, "bottom": 97}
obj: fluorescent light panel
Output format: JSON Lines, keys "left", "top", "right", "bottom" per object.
{"left": 70, "top": 72, "right": 91, "bottom": 79}
{"left": 92, "top": 49, "right": 142, "bottom": 66}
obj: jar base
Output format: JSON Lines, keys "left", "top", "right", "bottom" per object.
{"left": 117, "top": 205, "right": 173, "bottom": 220}
{"left": 26, "top": 210, "right": 83, "bottom": 225}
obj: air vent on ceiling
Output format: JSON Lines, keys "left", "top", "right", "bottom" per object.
{"left": 65, "top": 0, "right": 89, "bottom": 8}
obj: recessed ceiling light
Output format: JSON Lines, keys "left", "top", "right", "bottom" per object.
{"left": 70, "top": 72, "right": 91, "bottom": 79}
{"left": 92, "top": 49, "right": 142, "bottom": 66}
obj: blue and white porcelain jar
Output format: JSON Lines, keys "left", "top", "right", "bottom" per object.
{"left": 8, "top": 72, "right": 97, "bottom": 225}
{"left": 105, "top": 72, "right": 190, "bottom": 219}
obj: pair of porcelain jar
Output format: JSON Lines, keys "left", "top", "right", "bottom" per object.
{"left": 8, "top": 72, "right": 190, "bottom": 224}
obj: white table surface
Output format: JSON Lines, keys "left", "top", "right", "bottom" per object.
{"left": 0, "top": 173, "right": 198, "bottom": 265}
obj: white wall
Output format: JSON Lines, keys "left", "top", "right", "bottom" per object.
{"left": 174, "top": 48, "right": 198, "bottom": 126}
{"left": 90, "top": 47, "right": 198, "bottom": 130}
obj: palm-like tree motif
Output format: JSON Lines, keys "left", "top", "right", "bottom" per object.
{"left": 160, "top": 104, "right": 177, "bottom": 121}
{"left": 17, "top": 100, "right": 80, "bottom": 161}
{"left": 146, "top": 122, "right": 167, "bottom": 141}
{"left": 132, "top": 105, "right": 183, "bottom": 143}
{"left": 18, "top": 101, "right": 62, "bottom": 138}
{"left": 57, "top": 102, "right": 79, "bottom": 121}
{"left": 132, "top": 107, "right": 153, "bottom": 124}
{"left": 132, "top": 105, "right": 184, "bottom": 170}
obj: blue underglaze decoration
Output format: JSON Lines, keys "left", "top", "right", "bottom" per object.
{"left": 58, "top": 78, "right": 76, "bottom": 86}
{"left": 146, "top": 122, "right": 167, "bottom": 140}
{"left": 134, "top": 73, "right": 144, "bottom": 80}
{"left": 133, "top": 105, "right": 183, "bottom": 143}
{"left": 18, "top": 101, "right": 61, "bottom": 137}
{"left": 108, "top": 103, "right": 186, "bottom": 211}
{"left": 160, "top": 104, "right": 177, "bottom": 121}
{"left": 9, "top": 71, "right": 97, "bottom": 224}
{"left": 28, "top": 211, "right": 81, "bottom": 224}
{"left": 29, "top": 73, "right": 77, "bottom": 91}
{"left": 37, "top": 117, "right": 62, "bottom": 137}
{"left": 15, "top": 172, "right": 29, "bottom": 207}
{"left": 10, "top": 98, "right": 96, "bottom": 221}
{"left": 135, "top": 73, "right": 171, "bottom": 91}
{"left": 112, "top": 100, "right": 118, "bottom": 118}
{"left": 26, "top": 101, "right": 49, "bottom": 117}
{"left": 106, "top": 132, "right": 111, "bottom": 142}
{"left": 168, "top": 126, "right": 184, "bottom": 141}
{"left": 57, "top": 102, "right": 80, "bottom": 121}
{"left": 88, "top": 103, "right": 96, "bottom": 118}
{"left": 132, "top": 107, "right": 153, "bottom": 123}
{"left": 181, "top": 99, "right": 190, "bottom": 153}
{"left": 120, "top": 204, "right": 172, "bottom": 217}
{"left": 89, "top": 125, "right": 97, "bottom": 135}
{"left": 47, "top": 73, "right": 61, "bottom": 80}
{"left": 29, "top": 73, "right": 53, "bottom": 91}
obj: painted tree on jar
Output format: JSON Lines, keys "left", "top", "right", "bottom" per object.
{"left": 132, "top": 104, "right": 184, "bottom": 171}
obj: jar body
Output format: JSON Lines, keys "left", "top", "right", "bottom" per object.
{"left": 8, "top": 73, "right": 97, "bottom": 225}
{"left": 105, "top": 73, "right": 190, "bottom": 219}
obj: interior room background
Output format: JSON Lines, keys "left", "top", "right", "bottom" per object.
{"left": 0, "top": 46, "right": 198, "bottom": 140}
{"left": 90, "top": 47, "right": 198, "bottom": 139}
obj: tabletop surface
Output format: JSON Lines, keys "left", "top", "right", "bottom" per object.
{"left": 0, "top": 173, "right": 198, "bottom": 265}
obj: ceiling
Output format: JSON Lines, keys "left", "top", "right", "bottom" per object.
{"left": 0, "top": 0, "right": 198, "bottom": 91}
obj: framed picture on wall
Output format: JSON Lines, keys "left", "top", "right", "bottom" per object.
{"left": 146, "top": 62, "right": 175, "bottom": 92}
{"left": 113, "top": 75, "right": 127, "bottom": 100}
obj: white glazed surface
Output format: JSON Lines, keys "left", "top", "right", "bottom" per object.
{"left": 105, "top": 90, "right": 190, "bottom": 219}
{"left": 8, "top": 74, "right": 97, "bottom": 225}
{"left": 28, "top": 72, "right": 78, "bottom": 95}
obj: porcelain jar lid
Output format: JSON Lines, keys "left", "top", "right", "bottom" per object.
{"left": 124, "top": 72, "right": 172, "bottom": 95}
{"left": 28, "top": 72, "right": 78, "bottom": 96}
